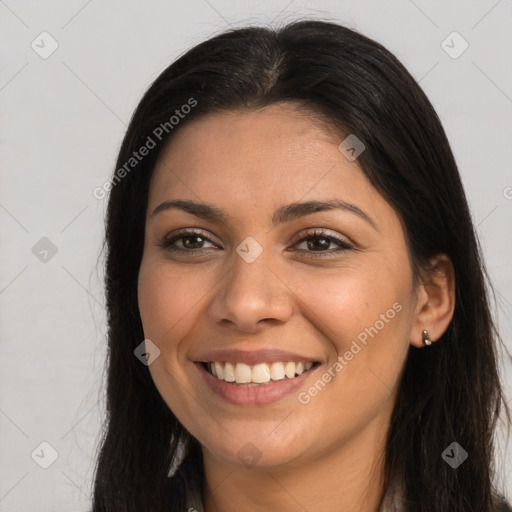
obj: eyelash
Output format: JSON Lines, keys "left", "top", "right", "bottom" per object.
{"left": 158, "top": 228, "right": 354, "bottom": 258}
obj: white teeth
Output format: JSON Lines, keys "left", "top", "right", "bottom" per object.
{"left": 206, "top": 361, "right": 315, "bottom": 384}
{"left": 214, "top": 361, "right": 224, "bottom": 379}
{"left": 285, "top": 362, "right": 295, "bottom": 379}
{"left": 270, "top": 362, "right": 285, "bottom": 380}
{"left": 224, "top": 362, "right": 236, "bottom": 382}
{"left": 252, "top": 363, "right": 271, "bottom": 383}
{"left": 235, "top": 363, "right": 252, "bottom": 383}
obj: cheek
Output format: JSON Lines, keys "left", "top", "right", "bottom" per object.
{"left": 137, "top": 260, "right": 212, "bottom": 350}
{"left": 291, "top": 263, "right": 408, "bottom": 345}
{"left": 137, "top": 260, "right": 216, "bottom": 435}
{"left": 289, "top": 263, "right": 412, "bottom": 401}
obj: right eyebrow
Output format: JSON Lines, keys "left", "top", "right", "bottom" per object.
{"left": 150, "top": 198, "right": 378, "bottom": 231}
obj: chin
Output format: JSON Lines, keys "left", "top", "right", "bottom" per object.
{"left": 203, "top": 433, "right": 307, "bottom": 470}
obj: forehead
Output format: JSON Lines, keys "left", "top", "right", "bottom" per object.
{"left": 147, "top": 104, "right": 388, "bottom": 229}
{"left": 154, "top": 104, "right": 339, "bottom": 172}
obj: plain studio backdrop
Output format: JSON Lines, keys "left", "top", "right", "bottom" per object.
{"left": 1, "top": 1, "right": 511, "bottom": 510}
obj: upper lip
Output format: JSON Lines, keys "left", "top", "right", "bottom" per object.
{"left": 195, "top": 349, "right": 321, "bottom": 365}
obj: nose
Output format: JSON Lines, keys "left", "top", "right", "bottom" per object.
{"left": 208, "top": 248, "right": 294, "bottom": 333}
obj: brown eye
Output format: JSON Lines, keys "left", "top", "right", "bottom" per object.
{"left": 290, "top": 228, "right": 353, "bottom": 257}
{"left": 159, "top": 230, "right": 218, "bottom": 253}
{"left": 157, "top": 227, "right": 354, "bottom": 258}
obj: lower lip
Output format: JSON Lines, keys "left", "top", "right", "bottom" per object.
{"left": 196, "top": 363, "right": 320, "bottom": 406}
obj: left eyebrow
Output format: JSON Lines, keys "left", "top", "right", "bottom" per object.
{"left": 272, "top": 199, "right": 378, "bottom": 231}
{"left": 150, "top": 198, "right": 378, "bottom": 231}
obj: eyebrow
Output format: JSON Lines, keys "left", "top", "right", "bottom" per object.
{"left": 150, "top": 198, "right": 378, "bottom": 230}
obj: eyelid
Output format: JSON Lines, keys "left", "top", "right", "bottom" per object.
{"left": 160, "top": 227, "right": 222, "bottom": 247}
{"left": 288, "top": 227, "right": 353, "bottom": 247}
{"left": 158, "top": 227, "right": 355, "bottom": 256}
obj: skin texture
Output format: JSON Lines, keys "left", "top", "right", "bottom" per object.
{"left": 137, "top": 103, "right": 455, "bottom": 512}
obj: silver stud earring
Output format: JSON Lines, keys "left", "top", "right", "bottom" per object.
{"left": 422, "top": 329, "right": 434, "bottom": 346}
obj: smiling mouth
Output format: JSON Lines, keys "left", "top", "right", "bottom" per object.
{"left": 201, "top": 361, "right": 320, "bottom": 385}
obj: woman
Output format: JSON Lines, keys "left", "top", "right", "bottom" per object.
{"left": 92, "top": 20, "right": 512, "bottom": 511}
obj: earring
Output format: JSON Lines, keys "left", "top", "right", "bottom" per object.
{"left": 422, "top": 329, "right": 434, "bottom": 346}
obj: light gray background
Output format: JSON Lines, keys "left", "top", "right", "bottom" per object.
{"left": 1, "top": 1, "right": 511, "bottom": 510}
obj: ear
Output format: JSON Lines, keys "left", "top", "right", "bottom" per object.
{"left": 410, "top": 254, "right": 456, "bottom": 348}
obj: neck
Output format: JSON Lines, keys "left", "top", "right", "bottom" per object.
{"left": 202, "top": 416, "right": 390, "bottom": 512}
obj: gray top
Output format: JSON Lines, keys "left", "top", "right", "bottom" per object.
{"left": 176, "top": 458, "right": 512, "bottom": 511}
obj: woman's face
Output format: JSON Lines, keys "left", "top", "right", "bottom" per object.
{"left": 138, "top": 103, "right": 419, "bottom": 469}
